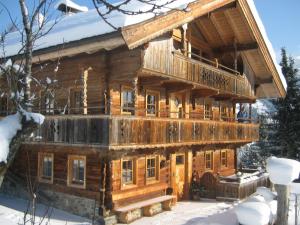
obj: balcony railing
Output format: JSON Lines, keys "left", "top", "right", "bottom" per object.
{"left": 30, "top": 115, "right": 259, "bottom": 148}
{"left": 143, "top": 51, "right": 254, "bottom": 98}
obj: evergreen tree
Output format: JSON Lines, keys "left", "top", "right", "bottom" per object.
{"left": 272, "top": 48, "right": 300, "bottom": 159}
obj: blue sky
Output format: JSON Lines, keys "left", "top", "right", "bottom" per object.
{"left": 0, "top": 0, "right": 299, "bottom": 65}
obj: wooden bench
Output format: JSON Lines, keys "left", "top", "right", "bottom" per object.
{"left": 115, "top": 195, "right": 175, "bottom": 223}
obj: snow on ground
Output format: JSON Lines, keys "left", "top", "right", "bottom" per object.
{"left": 0, "top": 194, "right": 297, "bottom": 225}
{"left": 120, "top": 200, "right": 238, "bottom": 225}
{"left": 0, "top": 194, "right": 91, "bottom": 225}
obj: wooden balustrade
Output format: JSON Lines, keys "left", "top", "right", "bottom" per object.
{"left": 143, "top": 51, "right": 254, "bottom": 98}
{"left": 31, "top": 115, "right": 259, "bottom": 148}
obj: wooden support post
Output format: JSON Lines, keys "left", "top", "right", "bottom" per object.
{"left": 104, "top": 52, "right": 111, "bottom": 115}
{"left": 104, "top": 159, "right": 113, "bottom": 211}
{"left": 249, "top": 103, "right": 252, "bottom": 122}
{"left": 275, "top": 184, "right": 290, "bottom": 225}
{"left": 233, "top": 39, "right": 238, "bottom": 72}
{"left": 133, "top": 77, "right": 138, "bottom": 116}
{"left": 82, "top": 67, "right": 92, "bottom": 115}
{"left": 99, "top": 160, "right": 106, "bottom": 217}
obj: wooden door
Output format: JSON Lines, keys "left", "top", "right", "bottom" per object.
{"left": 174, "top": 154, "right": 185, "bottom": 200}
{"left": 169, "top": 93, "right": 184, "bottom": 118}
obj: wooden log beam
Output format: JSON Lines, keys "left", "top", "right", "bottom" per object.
{"left": 213, "top": 42, "right": 258, "bottom": 53}
{"left": 139, "top": 76, "right": 169, "bottom": 86}
{"left": 122, "top": 0, "right": 236, "bottom": 49}
{"left": 164, "top": 82, "right": 194, "bottom": 93}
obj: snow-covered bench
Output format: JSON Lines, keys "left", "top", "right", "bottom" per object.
{"left": 115, "top": 195, "right": 175, "bottom": 223}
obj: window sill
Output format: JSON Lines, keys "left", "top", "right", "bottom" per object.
{"left": 146, "top": 178, "right": 159, "bottom": 185}
{"left": 67, "top": 182, "right": 86, "bottom": 189}
{"left": 121, "top": 183, "right": 137, "bottom": 190}
{"left": 38, "top": 177, "right": 53, "bottom": 184}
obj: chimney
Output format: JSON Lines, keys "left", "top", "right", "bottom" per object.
{"left": 55, "top": 0, "right": 88, "bottom": 15}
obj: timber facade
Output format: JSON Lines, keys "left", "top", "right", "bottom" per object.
{"left": 1, "top": 0, "right": 285, "bottom": 224}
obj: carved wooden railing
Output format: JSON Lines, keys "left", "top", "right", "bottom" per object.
{"left": 30, "top": 115, "right": 259, "bottom": 148}
{"left": 143, "top": 51, "right": 254, "bottom": 98}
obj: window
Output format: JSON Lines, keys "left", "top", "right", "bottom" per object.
{"left": 146, "top": 156, "right": 159, "bottom": 181}
{"left": 176, "top": 155, "right": 184, "bottom": 165}
{"left": 38, "top": 153, "right": 53, "bottom": 183}
{"left": 221, "top": 150, "right": 227, "bottom": 167}
{"left": 68, "top": 155, "right": 86, "bottom": 188}
{"left": 121, "top": 86, "right": 135, "bottom": 115}
{"left": 146, "top": 91, "right": 159, "bottom": 116}
{"left": 70, "top": 89, "right": 83, "bottom": 114}
{"left": 41, "top": 91, "right": 55, "bottom": 114}
{"left": 0, "top": 97, "right": 7, "bottom": 116}
{"left": 204, "top": 103, "right": 212, "bottom": 120}
{"left": 205, "top": 151, "right": 213, "bottom": 170}
{"left": 220, "top": 105, "right": 227, "bottom": 121}
{"left": 122, "top": 159, "right": 134, "bottom": 185}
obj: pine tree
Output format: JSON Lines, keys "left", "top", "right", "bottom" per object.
{"left": 272, "top": 48, "right": 300, "bottom": 159}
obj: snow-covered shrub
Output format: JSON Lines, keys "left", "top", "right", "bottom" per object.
{"left": 235, "top": 202, "right": 271, "bottom": 225}
{"left": 266, "top": 157, "right": 300, "bottom": 185}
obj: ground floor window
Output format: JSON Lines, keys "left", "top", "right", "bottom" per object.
{"left": 68, "top": 155, "right": 86, "bottom": 188}
{"left": 122, "top": 159, "right": 135, "bottom": 185}
{"left": 220, "top": 150, "right": 227, "bottom": 167}
{"left": 176, "top": 155, "right": 184, "bottom": 165}
{"left": 205, "top": 151, "right": 213, "bottom": 170}
{"left": 38, "top": 152, "right": 54, "bottom": 183}
{"left": 146, "top": 156, "right": 159, "bottom": 181}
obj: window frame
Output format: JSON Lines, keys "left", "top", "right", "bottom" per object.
{"left": 145, "top": 155, "right": 160, "bottom": 184}
{"left": 220, "top": 150, "right": 228, "bottom": 168}
{"left": 69, "top": 87, "right": 84, "bottom": 114}
{"left": 121, "top": 86, "right": 135, "bottom": 115}
{"left": 67, "top": 155, "right": 86, "bottom": 189}
{"left": 204, "top": 99, "right": 212, "bottom": 120}
{"left": 176, "top": 154, "right": 185, "bottom": 165}
{"left": 38, "top": 152, "right": 54, "bottom": 184}
{"left": 121, "top": 158, "right": 138, "bottom": 189}
{"left": 205, "top": 151, "right": 214, "bottom": 171}
{"left": 146, "top": 90, "right": 160, "bottom": 117}
{"left": 220, "top": 103, "right": 228, "bottom": 121}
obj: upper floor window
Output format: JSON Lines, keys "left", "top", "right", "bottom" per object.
{"left": 220, "top": 105, "right": 227, "bottom": 121}
{"left": 68, "top": 155, "right": 86, "bottom": 188}
{"left": 38, "top": 152, "right": 54, "bottom": 183}
{"left": 220, "top": 150, "right": 227, "bottom": 167}
{"left": 146, "top": 91, "right": 159, "bottom": 116}
{"left": 70, "top": 88, "right": 84, "bottom": 114}
{"left": 205, "top": 151, "right": 213, "bottom": 171}
{"left": 121, "top": 86, "right": 135, "bottom": 115}
{"left": 204, "top": 101, "right": 212, "bottom": 120}
{"left": 41, "top": 91, "right": 55, "bottom": 114}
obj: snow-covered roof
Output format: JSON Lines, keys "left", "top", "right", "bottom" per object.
{"left": 55, "top": 0, "right": 88, "bottom": 13}
{"left": 1, "top": 0, "right": 195, "bottom": 58}
{"left": 0, "top": 0, "right": 288, "bottom": 93}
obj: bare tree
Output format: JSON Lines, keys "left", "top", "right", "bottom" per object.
{"left": 0, "top": 0, "right": 57, "bottom": 186}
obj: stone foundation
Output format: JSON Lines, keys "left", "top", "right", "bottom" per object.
{"left": 0, "top": 177, "right": 117, "bottom": 225}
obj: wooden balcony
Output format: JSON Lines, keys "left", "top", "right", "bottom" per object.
{"left": 30, "top": 115, "right": 259, "bottom": 149}
{"left": 142, "top": 51, "right": 254, "bottom": 100}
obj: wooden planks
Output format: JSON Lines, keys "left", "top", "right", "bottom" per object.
{"left": 31, "top": 115, "right": 259, "bottom": 147}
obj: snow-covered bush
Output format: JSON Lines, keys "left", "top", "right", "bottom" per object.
{"left": 266, "top": 157, "right": 300, "bottom": 185}
{"left": 235, "top": 202, "right": 271, "bottom": 225}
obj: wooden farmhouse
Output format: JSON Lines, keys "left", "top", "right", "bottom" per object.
{"left": 0, "top": 0, "right": 287, "bottom": 224}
